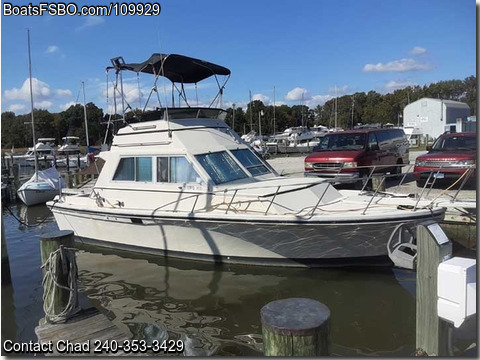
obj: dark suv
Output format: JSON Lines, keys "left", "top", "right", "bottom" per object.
{"left": 413, "top": 132, "right": 476, "bottom": 187}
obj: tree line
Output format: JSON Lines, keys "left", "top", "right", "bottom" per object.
{"left": 1, "top": 76, "right": 475, "bottom": 149}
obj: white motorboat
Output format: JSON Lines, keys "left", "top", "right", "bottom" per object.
{"left": 17, "top": 30, "right": 66, "bottom": 207}
{"left": 11, "top": 137, "right": 57, "bottom": 167}
{"left": 48, "top": 53, "right": 445, "bottom": 267}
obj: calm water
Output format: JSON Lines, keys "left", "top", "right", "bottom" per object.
{"left": 1, "top": 202, "right": 475, "bottom": 356}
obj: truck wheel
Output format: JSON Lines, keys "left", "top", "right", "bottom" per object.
{"left": 416, "top": 180, "right": 426, "bottom": 187}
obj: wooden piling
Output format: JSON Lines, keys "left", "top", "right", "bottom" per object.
{"left": 371, "top": 175, "right": 386, "bottom": 192}
{"left": 416, "top": 220, "right": 452, "bottom": 356}
{"left": 1, "top": 209, "right": 12, "bottom": 284}
{"left": 261, "top": 298, "right": 330, "bottom": 356}
{"left": 40, "top": 230, "right": 76, "bottom": 323}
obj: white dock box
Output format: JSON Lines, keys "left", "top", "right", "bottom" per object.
{"left": 437, "top": 257, "right": 476, "bottom": 328}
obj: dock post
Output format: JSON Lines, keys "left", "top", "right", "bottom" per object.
{"left": 40, "top": 230, "right": 78, "bottom": 323}
{"left": 416, "top": 220, "right": 452, "bottom": 356}
{"left": 261, "top": 298, "right": 330, "bottom": 356}
{"left": 371, "top": 175, "right": 386, "bottom": 192}
{"left": 1, "top": 208, "right": 12, "bottom": 284}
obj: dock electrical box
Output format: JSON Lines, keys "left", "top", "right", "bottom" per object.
{"left": 437, "top": 257, "right": 476, "bottom": 328}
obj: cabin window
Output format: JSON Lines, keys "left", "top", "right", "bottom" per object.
{"left": 136, "top": 157, "right": 152, "bottom": 182}
{"left": 195, "top": 151, "right": 248, "bottom": 185}
{"left": 113, "top": 157, "right": 152, "bottom": 182}
{"left": 157, "top": 156, "right": 201, "bottom": 183}
{"left": 230, "top": 149, "right": 270, "bottom": 176}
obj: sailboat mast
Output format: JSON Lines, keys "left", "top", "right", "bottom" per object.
{"left": 273, "top": 86, "right": 276, "bottom": 135}
{"left": 334, "top": 85, "right": 338, "bottom": 129}
{"left": 82, "top": 81, "right": 90, "bottom": 148}
{"left": 27, "top": 29, "right": 39, "bottom": 181}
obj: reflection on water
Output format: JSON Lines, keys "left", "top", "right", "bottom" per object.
{"left": 76, "top": 246, "right": 417, "bottom": 356}
{"left": 1, "top": 203, "right": 58, "bottom": 346}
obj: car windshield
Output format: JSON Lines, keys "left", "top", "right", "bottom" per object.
{"left": 315, "top": 133, "right": 366, "bottom": 151}
{"left": 431, "top": 135, "right": 476, "bottom": 151}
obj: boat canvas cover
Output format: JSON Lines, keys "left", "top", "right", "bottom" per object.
{"left": 115, "top": 53, "right": 231, "bottom": 83}
{"left": 24, "top": 167, "right": 65, "bottom": 190}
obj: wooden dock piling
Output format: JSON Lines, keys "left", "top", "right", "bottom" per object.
{"left": 416, "top": 220, "right": 453, "bottom": 356}
{"left": 1, "top": 209, "right": 12, "bottom": 284}
{"left": 40, "top": 230, "right": 76, "bottom": 323}
{"left": 36, "top": 230, "right": 133, "bottom": 356}
{"left": 261, "top": 298, "right": 330, "bottom": 356}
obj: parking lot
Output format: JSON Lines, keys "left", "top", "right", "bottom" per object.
{"left": 267, "top": 150, "right": 477, "bottom": 201}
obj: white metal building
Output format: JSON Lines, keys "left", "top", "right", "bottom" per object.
{"left": 403, "top": 98, "right": 470, "bottom": 139}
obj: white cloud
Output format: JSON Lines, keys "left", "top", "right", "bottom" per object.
{"left": 363, "top": 58, "right": 430, "bottom": 72}
{"left": 77, "top": 16, "right": 105, "bottom": 30}
{"left": 306, "top": 95, "right": 333, "bottom": 108}
{"left": 7, "top": 104, "right": 26, "bottom": 112}
{"left": 45, "top": 45, "right": 59, "bottom": 54}
{"left": 34, "top": 101, "right": 53, "bottom": 109}
{"left": 5, "top": 78, "right": 51, "bottom": 101}
{"left": 252, "top": 93, "right": 270, "bottom": 103}
{"left": 326, "top": 85, "right": 350, "bottom": 96}
{"left": 285, "top": 87, "right": 310, "bottom": 101}
{"left": 56, "top": 89, "right": 73, "bottom": 97}
{"left": 384, "top": 80, "right": 417, "bottom": 91}
{"left": 60, "top": 101, "right": 77, "bottom": 111}
{"left": 410, "top": 46, "right": 427, "bottom": 55}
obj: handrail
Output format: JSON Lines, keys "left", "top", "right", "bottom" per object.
{"left": 361, "top": 175, "right": 385, "bottom": 215}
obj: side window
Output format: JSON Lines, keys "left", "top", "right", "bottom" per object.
{"left": 170, "top": 157, "right": 199, "bottom": 183}
{"left": 136, "top": 157, "right": 152, "bottom": 182}
{"left": 368, "top": 133, "right": 379, "bottom": 149}
{"left": 113, "top": 157, "right": 152, "bottom": 182}
{"left": 157, "top": 157, "right": 169, "bottom": 182}
{"left": 157, "top": 156, "right": 201, "bottom": 183}
{"left": 113, "top": 157, "right": 134, "bottom": 181}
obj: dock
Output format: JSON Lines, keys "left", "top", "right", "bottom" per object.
{"left": 35, "top": 307, "right": 132, "bottom": 356}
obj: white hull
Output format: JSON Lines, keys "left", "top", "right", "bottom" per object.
{"left": 17, "top": 185, "right": 59, "bottom": 206}
{"left": 51, "top": 203, "right": 444, "bottom": 267}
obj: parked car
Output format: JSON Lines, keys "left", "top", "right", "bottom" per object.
{"left": 304, "top": 128, "right": 409, "bottom": 183}
{"left": 413, "top": 132, "right": 476, "bottom": 187}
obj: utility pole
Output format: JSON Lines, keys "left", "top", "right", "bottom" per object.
{"left": 351, "top": 94, "right": 355, "bottom": 129}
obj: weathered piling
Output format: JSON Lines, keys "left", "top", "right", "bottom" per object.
{"left": 261, "top": 298, "right": 330, "bottom": 356}
{"left": 416, "top": 220, "right": 452, "bottom": 356}
{"left": 40, "top": 230, "right": 77, "bottom": 323}
{"left": 371, "top": 175, "right": 386, "bottom": 192}
{"left": 1, "top": 209, "right": 12, "bottom": 284}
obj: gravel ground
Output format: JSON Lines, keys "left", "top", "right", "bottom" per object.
{"left": 267, "top": 150, "right": 477, "bottom": 201}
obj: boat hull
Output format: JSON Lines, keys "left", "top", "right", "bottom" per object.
{"left": 51, "top": 206, "right": 445, "bottom": 267}
{"left": 17, "top": 187, "right": 58, "bottom": 206}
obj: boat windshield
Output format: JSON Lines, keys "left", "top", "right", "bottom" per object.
{"left": 195, "top": 151, "right": 248, "bottom": 185}
{"left": 230, "top": 149, "right": 270, "bottom": 176}
{"left": 316, "top": 133, "right": 366, "bottom": 151}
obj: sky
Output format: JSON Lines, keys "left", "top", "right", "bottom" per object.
{"left": 0, "top": 0, "right": 476, "bottom": 116}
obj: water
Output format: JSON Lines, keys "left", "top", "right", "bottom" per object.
{"left": 1, "top": 202, "right": 475, "bottom": 356}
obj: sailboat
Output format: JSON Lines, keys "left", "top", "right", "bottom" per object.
{"left": 17, "top": 30, "right": 65, "bottom": 207}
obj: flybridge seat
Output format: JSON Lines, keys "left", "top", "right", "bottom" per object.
{"left": 130, "top": 107, "right": 228, "bottom": 123}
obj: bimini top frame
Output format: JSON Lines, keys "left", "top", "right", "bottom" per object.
{"left": 107, "top": 53, "right": 231, "bottom": 111}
